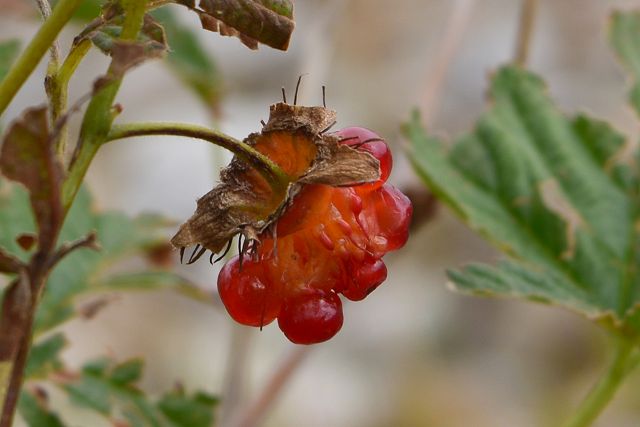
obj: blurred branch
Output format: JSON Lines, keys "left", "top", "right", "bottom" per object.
{"left": 232, "top": 346, "right": 311, "bottom": 427}
{"left": 218, "top": 325, "right": 253, "bottom": 427}
{"left": 420, "top": 0, "right": 477, "bottom": 126}
{"left": 513, "top": 0, "right": 538, "bottom": 67}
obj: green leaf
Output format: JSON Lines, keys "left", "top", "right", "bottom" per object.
{"left": 25, "top": 333, "right": 66, "bottom": 379}
{"left": 34, "top": 185, "right": 171, "bottom": 332}
{"left": 71, "top": 0, "right": 105, "bottom": 21}
{"left": 110, "top": 359, "right": 143, "bottom": 385}
{"left": 19, "top": 390, "right": 67, "bottom": 427}
{"left": 404, "top": 66, "right": 640, "bottom": 336}
{"left": 0, "top": 39, "right": 20, "bottom": 84}
{"left": 157, "top": 389, "right": 218, "bottom": 427}
{"left": 186, "top": 0, "right": 294, "bottom": 50}
{"left": 0, "top": 175, "right": 207, "bottom": 335}
{"left": 62, "top": 358, "right": 217, "bottom": 427}
{"left": 152, "top": 7, "right": 222, "bottom": 114}
{"left": 0, "top": 179, "right": 36, "bottom": 262}
{"left": 610, "top": 10, "right": 640, "bottom": 115}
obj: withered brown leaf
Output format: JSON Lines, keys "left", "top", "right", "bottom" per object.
{"left": 196, "top": 0, "right": 294, "bottom": 50}
{"left": 171, "top": 102, "right": 380, "bottom": 259}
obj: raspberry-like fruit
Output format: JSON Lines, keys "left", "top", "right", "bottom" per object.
{"left": 214, "top": 125, "right": 412, "bottom": 344}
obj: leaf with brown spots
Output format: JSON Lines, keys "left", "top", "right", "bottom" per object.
{"left": 405, "top": 65, "right": 640, "bottom": 336}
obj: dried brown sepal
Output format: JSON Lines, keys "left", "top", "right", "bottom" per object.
{"left": 0, "top": 106, "right": 64, "bottom": 252}
{"left": 171, "top": 102, "right": 380, "bottom": 259}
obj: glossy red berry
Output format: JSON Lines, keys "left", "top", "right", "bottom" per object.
{"left": 218, "top": 256, "right": 281, "bottom": 327}
{"left": 277, "top": 291, "right": 344, "bottom": 344}
{"left": 342, "top": 258, "right": 388, "bottom": 301}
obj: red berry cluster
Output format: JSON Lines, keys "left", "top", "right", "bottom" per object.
{"left": 218, "top": 127, "right": 412, "bottom": 344}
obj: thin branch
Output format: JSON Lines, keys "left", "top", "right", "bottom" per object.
{"left": 33, "top": 0, "right": 61, "bottom": 68}
{"left": 218, "top": 326, "right": 253, "bottom": 427}
{"left": 513, "top": 0, "right": 539, "bottom": 67}
{"left": 47, "top": 232, "right": 100, "bottom": 270}
{"left": 232, "top": 346, "right": 311, "bottom": 427}
{"left": 420, "top": 0, "right": 477, "bottom": 126}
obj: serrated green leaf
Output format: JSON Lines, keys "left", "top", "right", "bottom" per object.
{"left": 0, "top": 39, "right": 20, "bottom": 84}
{"left": 25, "top": 334, "right": 66, "bottom": 379}
{"left": 19, "top": 390, "right": 67, "bottom": 427}
{"left": 610, "top": 10, "right": 640, "bottom": 115}
{"left": 152, "top": 7, "right": 222, "bottom": 114}
{"left": 405, "top": 66, "right": 640, "bottom": 336}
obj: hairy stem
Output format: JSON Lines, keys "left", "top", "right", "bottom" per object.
{"left": 33, "top": 0, "right": 61, "bottom": 70}
{"left": 513, "top": 0, "right": 538, "bottom": 67}
{"left": 0, "top": 0, "right": 83, "bottom": 116}
{"left": 105, "top": 122, "right": 291, "bottom": 191}
{"left": 561, "top": 339, "right": 639, "bottom": 427}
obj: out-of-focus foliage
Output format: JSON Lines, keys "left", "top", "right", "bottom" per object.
{"left": 62, "top": 358, "right": 217, "bottom": 427}
{"left": 405, "top": 38, "right": 640, "bottom": 336}
{"left": 611, "top": 10, "right": 640, "bottom": 116}
{"left": 0, "top": 40, "right": 20, "bottom": 84}
{"left": 0, "top": 176, "right": 217, "bottom": 425}
{"left": 152, "top": 7, "right": 223, "bottom": 115}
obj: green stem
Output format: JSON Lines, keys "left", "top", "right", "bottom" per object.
{"left": 561, "top": 339, "right": 639, "bottom": 427}
{"left": 0, "top": 0, "right": 83, "bottom": 116}
{"left": 51, "top": 39, "right": 92, "bottom": 157}
{"left": 106, "top": 122, "right": 291, "bottom": 190}
{"left": 62, "top": 0, "right": 150, "bottom": 210}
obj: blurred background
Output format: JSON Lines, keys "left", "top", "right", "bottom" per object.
{"left": 3, "top": 0, "right": 640, "bottom": 425}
